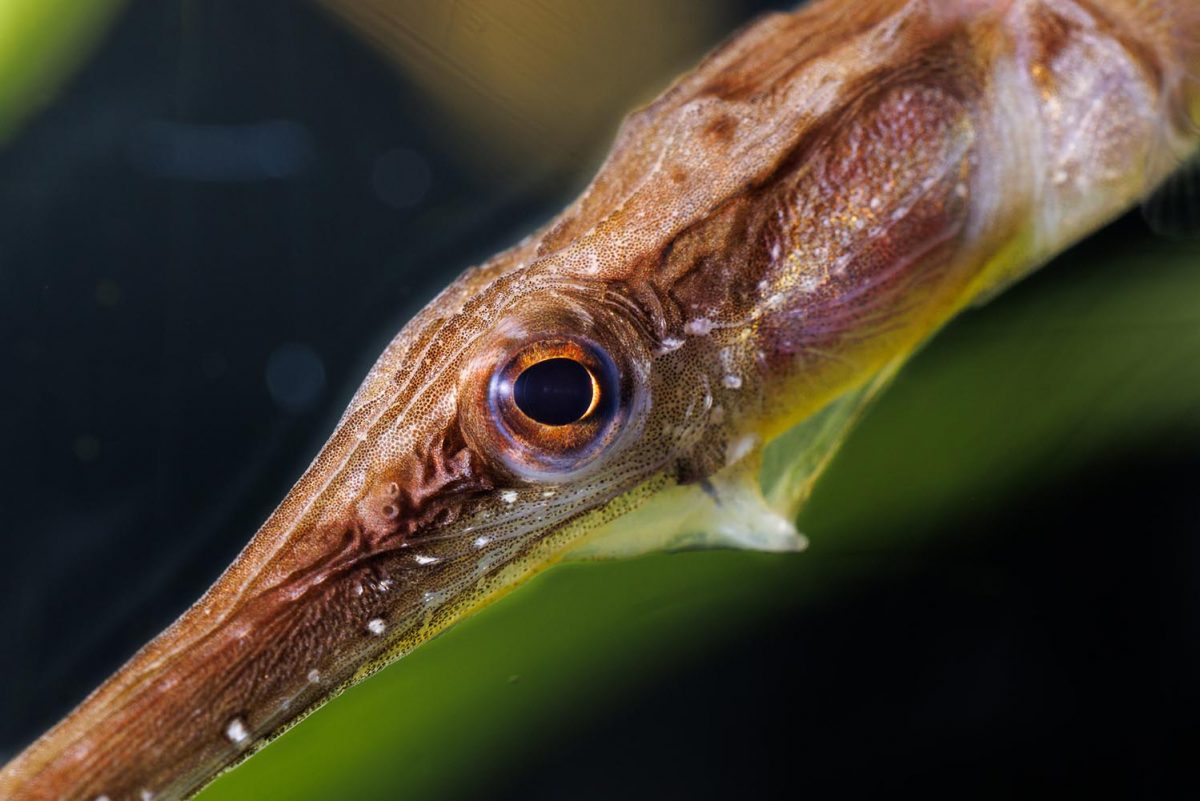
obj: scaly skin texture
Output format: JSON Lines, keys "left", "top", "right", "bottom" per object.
{"left": 2, "top": 1, "right": 1197, "bottom": 799}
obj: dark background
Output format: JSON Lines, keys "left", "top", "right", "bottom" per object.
{"left": 1, "top": 1, "right": 1197, "bottom": 798}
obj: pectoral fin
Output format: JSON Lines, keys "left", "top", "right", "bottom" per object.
{"left": 565, "top": 451, "right": 805, "bottom": 561}
{"left": 568, "top": 359, "right": 903, "bottom": 561}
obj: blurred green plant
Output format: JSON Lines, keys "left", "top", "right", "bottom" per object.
{"left": 196, "top": 232, "right": 1200, "bottom": 801}
{"left": 0, "top": 0, "right": 125, "bottom": 144}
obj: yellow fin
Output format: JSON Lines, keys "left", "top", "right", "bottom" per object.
{"left": 761, "top": 357, "right": 904, "bottom": 522}
{"left": 565, "top": 451, "right": 806, "bottom": 560}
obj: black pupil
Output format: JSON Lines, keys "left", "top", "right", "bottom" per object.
{"left": 513, "top": 358, "right": 595, "bottom": 426}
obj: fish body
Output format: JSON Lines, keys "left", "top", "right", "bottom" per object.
{"left": 2, "top": 1, "right": 1197, "bottom": 798}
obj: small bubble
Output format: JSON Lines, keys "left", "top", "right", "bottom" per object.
{"left": 265, "top": 342, "right": 326, "bottom": 413}
{"left": 371, "top": 147, "right": 432, "bottom": 210}
{"left": 307, "top": 669, "right": 321, "bottom": 684}
{"left": 367, "top": 618, "right": 387, "bottom": 636}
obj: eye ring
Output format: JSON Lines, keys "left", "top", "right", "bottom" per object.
{"left": 476, "top": 336, "right": 630, "bottom": 480}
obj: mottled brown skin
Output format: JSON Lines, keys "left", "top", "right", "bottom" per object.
{"left": 3, "top": 1, "right": 1198, "bottom": 799}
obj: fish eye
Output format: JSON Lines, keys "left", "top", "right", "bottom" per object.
{"left": 512, "top": 357, "right": 599, "bottom": 426}
{"left": 472, "top": 336, "right": 630, "bottom": 480}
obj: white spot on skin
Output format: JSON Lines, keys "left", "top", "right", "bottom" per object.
{"left": 499, "top": 490, "right": 518, "bottom": 504}
{"left": 413, "top": 554, "right": 440, "bottom": 566}
{"left": 307, "top": 669, "right": 321, "bottom": 684}
{"left": 367, "top": 618, "right": 387, "bottom": 636}
{"left": 228, "top": 622, "right": 252, "bottom": 640}
{"left": 684, "top": 318, "right": 714, "bottom": 336}
{"left": 541, "top": 489, "right": 556, "bottom": 498}
{"left": 225, "top": 717, "right": 250, "bottom": 746}
{"left": 722, "top": 374, "right": 742, "bottom": 390}
{"left": 473, "top": 535, "right": 491, "bottom": 549}
{"left": 656, "top": 337, "right": 685, "bottom": 354}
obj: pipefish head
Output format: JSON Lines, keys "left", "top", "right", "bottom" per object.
{"left": 10, "top": 1, "right": 1200, "bottom": 799}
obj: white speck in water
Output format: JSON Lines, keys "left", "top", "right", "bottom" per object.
{"left": 367, "top": 618, "right": 387, "bottom": 636}
{"left": 225, "top": 717, "right": 250, "bottom": 746}
{"left": 684, "top": 317, "right": 714, "bottom": 336}
{"left": 473, "top": 535, "right": 491, "bottom": 549}
{"left": 1052, "top": 168, "right": 1069, "bottom": 186}
{"left": 722, "top": 374, "right": 742, "bottom": 390}
{"left": 499, "top": 490, "right": 518, "bottom": 504}
{"left": 413, "top": 554, "right": 440, "bottom": 566}
{"left": 307, "top": 669, "right": 321, "bottom": 684}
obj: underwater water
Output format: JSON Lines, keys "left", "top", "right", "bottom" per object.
{"left": 1, "top": 1, "right": 1198, "bottom": 798}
